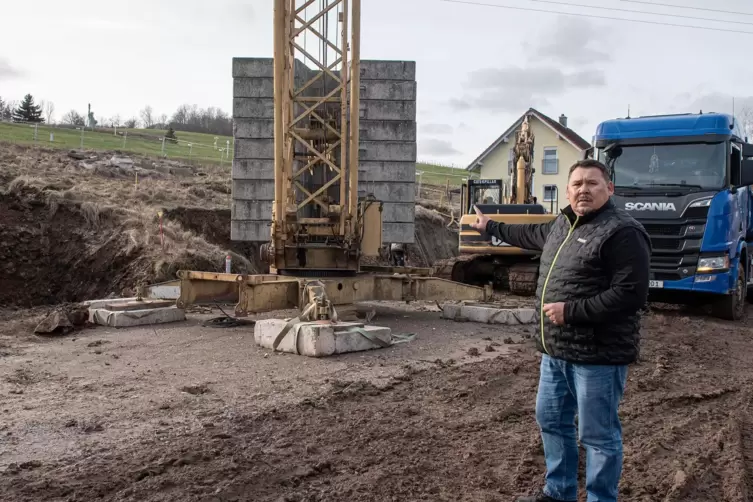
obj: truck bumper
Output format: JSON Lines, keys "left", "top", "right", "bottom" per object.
{"left": 651, "top": 271, "right": 732, "bottom": 295}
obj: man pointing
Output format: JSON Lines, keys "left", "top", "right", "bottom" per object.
{"left": 472, "top": 159, "right": 651, "bottom": 502}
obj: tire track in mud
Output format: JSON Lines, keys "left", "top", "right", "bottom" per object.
{"left": 735, "top": 412, "right": 753, "bottom": 502}
{"left": 724, "top": 401, "right": 753, "bottom": 502}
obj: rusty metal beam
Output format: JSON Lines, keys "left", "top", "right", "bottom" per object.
{"left": 176, "top": 271, "right": 492, "bottom": 317}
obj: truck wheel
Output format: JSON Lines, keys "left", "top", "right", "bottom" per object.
{"left": 711, "top": 265, "right": 746, "bottom": 321}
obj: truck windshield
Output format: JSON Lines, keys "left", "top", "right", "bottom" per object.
{"left": 600, "top": 142, "right": 726, "bottom": 190}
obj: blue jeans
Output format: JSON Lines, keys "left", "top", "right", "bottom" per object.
{"left": 536, "top": 354, "right": 629, "bottom": 502}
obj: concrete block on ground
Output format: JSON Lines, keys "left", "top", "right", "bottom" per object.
{"left": 254, "top": 319, "right": 392, "bottom": 357}
{"left": 84, "top": 297, "right": 138, "bottom": 309}
{"left": 442, "top": 304, "right": 536, "bottom": 324}
{"left": 89, "top": 306, "right": 186, "bottom": 328}
{"left": 145, "top": 281, "right": 181, "bottom": 300}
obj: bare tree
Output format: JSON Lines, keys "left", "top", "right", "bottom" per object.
{"left": 738, "top": 107, "right": 753, "bottom": 141}
{"left": 111, "top": 114, "right": 122, "bottom": 128}
{"left": 62, "top": 110, "right": 85, "bottom": 126}
{"left": 44, "top": 101, "right": 55, "bottom": 124}
{"left": 6, "top": 100, "right": 18, "bottom": 120}
{"left": 159, "top": 113, "right": 168, "bottom": 128}
{"left": 140, "top": 105, "right": 154, "bottom": 128}
{"left": 124, "top": 117, "right": 138, "bottom": 129}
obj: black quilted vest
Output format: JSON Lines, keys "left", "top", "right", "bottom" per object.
{"left": 534, "top": 200, "right": 649, "bottom": 365}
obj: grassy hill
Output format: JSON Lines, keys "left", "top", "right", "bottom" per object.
{"left": 416, "top": 162, "right": 479, "bottom": 187}
{"left": 0, "top": 122, "right": 232, "bottom": 165}
{"left": 0, "top": 122, "right": 475, "bottom": 186}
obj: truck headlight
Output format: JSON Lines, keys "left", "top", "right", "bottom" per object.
{"left": 697, "top": 255, "right": 729, "bottom": 273}
{"left": 689, "top": 197, "right": 712, "bottom": 208}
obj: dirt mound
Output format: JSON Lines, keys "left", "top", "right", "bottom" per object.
{"left": 406, "top": 204, "right": 459, "bottom": 267}
{"left": 162, "top": 207, "right": 265, "bottom": 273}
{"left": 0, "top": 184, "right": 252, "bottom": 307}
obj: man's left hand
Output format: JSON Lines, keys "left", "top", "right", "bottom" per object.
{"left": 543, "top": 302, "right": 566, "bottom": 325}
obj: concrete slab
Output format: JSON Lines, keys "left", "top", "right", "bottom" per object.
{"left": 254, "top": 319, "right": 393, "bottom": 357}
{"left": 89, "top": 306, "right": 186, "bottom": 328}
{"left": 145, "top": 281, "right": 181, "bottom": 300}
{"left": 103, "top": 299, "right": 175, "bottom": 312}
{"left": 83, "top": 297, "right": 138, "bottom": 309}
{"left": 442, "top": 304, "right": 536, "bottom": 325}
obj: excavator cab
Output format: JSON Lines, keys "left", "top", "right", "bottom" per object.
{"left": 461, "top": 179, "right": 503, "bottom": 214}
{"left": 447, "top": 178, "right": 556, "bottom": 295}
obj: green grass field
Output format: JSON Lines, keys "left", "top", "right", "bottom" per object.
{"left": 416, "top": 161, "right": 479, "bottom": 187}
{"left": 0, "top": 122, "right": 233, "bottom": 165}
{"left": 0, "top": 122, "right": 473, "bottom": 185}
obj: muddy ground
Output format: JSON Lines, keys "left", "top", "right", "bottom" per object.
{"left": 1, "top": 301, "right": 752, "bottom": 502}
{"left": 2, "top": 142, "right": 752, "bottom": 501}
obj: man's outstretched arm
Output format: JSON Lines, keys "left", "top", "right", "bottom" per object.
{"left": 485, "top": 219, "right": 556, "bottom": 252}
{"left": 564, "top": 227, "right": 651, "bottom": 324}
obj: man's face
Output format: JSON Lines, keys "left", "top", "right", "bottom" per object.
{"left": 566, "top": 167, "right": 614, "bottom": 216}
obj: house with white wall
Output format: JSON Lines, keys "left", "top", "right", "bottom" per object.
{"left": 466, "top": 108, "right": 591, "bottom": 212}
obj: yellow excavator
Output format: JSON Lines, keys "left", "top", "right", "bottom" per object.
{"left": 437, "top": 116, "right": 557, "bottom": 295}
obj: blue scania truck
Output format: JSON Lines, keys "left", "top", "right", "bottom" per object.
{"left": 591, "top": 112, "right": 753, "bottom": 320}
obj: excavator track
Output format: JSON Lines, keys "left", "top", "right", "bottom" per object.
{"left": 433, "top": 255, "right": 540, "bottom": 297}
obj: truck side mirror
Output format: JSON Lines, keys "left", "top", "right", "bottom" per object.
{"left": 738, "top": 159, "right": 753, "bottom": 187}
{"left": 742, "top": 143, "right": 753, "bottom": 158}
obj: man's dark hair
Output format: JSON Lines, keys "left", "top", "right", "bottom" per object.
{"left": 568, "top": 159, "right": 611, "bottom": 182}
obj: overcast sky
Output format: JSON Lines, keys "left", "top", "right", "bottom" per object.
{"left": 2, "top": 0, "right": 753, "bottom": 167}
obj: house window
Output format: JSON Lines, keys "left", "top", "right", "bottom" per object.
{"left": 543, "top": 184, "right": 558, "bottom": 202}
{"left": 542, "top": 147, "right": 558, "bottom": 174}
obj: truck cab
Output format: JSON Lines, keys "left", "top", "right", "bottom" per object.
{"left": 592, "top": 112, "right": 753, "bottom": 320}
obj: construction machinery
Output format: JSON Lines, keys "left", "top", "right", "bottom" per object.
{"left": 176, "top": 0, "right": 492, "bottom": 317}
{"left": 438, "top": 115, "right": 557, "bottom": 295}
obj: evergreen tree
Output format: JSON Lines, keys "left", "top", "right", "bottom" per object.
{"left": 0, "top": 97, "right": 5, "bottom": 121}
{"left": 12, "top": 94, "right": 44, "bottom": 123}
{"left": 164, "top": 126, "right": 178, "bottom": 144}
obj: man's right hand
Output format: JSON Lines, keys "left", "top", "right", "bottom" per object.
{"left": 470, "top": 205, "right": 490, "bottom": 232}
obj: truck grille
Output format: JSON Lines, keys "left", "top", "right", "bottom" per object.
{"left": 637, "top": 216, "right": 707, "bottom": 282}
{"left": 651, "top": 237, "right": 683, "bottom": 250}
{"left": 642, "top": 224, "right": 682, "bottom": 236}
